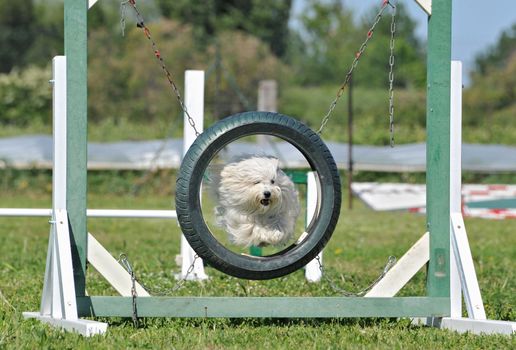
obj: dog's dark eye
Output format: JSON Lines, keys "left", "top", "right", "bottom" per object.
{"left": 254, "top": 181, "right": 260, "bottom": 185}
{"left": 271, "top": 179, "right": 275, "bottom": 184}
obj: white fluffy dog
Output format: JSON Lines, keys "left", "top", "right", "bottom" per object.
{"left": 214, "top": 156, "right": 300, "bottom": 247}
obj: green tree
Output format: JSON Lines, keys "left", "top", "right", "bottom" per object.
{"left": 294, "top": 0, "right": 358, "bottom": 84}
{"left": 354, "top": 2, "right": 426, "bottom": 88}
{"left": 475, "top": 23, "right": 516, "bottom": 75}
{"left": 293, "top": 1, "right": 426, "bottom": 88}
{"left": 155, "top": 0, "right": 292, "bottom": 57}
{"left": 0, "top": 0, "right": 36, "bottom": 73}
{"left": 464, "top": 24, "right": 516, "bottom": 142}
{"left": 24, "top": 1, "right": 64, "bottom": 67}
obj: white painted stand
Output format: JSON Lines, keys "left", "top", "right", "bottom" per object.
{"left": 305, "top": 172, "right": 323, "bottom": 282}
{"left": 365, "top": 61, "right": 515, "bottom": 335}
{"left": 178, "top": 70, "right": 208, "bottom": 280}
{"left": 439, "top": 62, "right": 515, "bottom": 335}
{"left": 23, "top": 56, "right": 108, "bottom": 336}
{"left": 23, "top": 61, "right": 212, "bottom": 335}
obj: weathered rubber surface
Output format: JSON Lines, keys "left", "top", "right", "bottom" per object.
{"left": 176, "top": 111, "right": 341, "bottom": 280}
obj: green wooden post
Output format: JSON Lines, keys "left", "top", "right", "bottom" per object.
{"left": 55, "top": 0, "right": 453, "bottom": 321}
{"left": 64, "top": 0, "right": 88, "bottom": 296}
{"left": 426, "top": 0, "right": 452, "bottom": 297}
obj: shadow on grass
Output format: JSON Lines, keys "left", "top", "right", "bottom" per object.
{"left": 99, "top": 316, "right": 417, "bottom": 330}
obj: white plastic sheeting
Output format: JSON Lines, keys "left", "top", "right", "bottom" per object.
{"left": 0, "top": 135, "right": 515, "bottom": 172}
{"left": 352, "top": 182, "right": 516, "bottom": 219}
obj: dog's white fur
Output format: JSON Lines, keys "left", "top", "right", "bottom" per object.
{"left": 214, "top": 156, "right": 300, "bottom": 247}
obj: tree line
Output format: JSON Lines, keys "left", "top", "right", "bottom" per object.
{"left": 0, "top": 0, "right": 514, "bottom": 144}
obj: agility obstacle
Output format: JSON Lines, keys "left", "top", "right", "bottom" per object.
{"left": 0, "top": 0, "right": 512, "bottom": 336}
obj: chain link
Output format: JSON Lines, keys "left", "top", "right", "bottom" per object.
{"left": 121, "top": 0, "right": 200, "bottom": 136}
{"left": 119, "top": 253, "right": 200, "bottom": 293}
{"left": 316, "top": 255, "right": 397, "bottom": 297}
{"left": 118, "top": 254, "right": 139, "bottom": 327}
{"left": 318, "top": 1, "right": 396, "bottom": 139}
{"left": 118, "top": 253, "right": 200, "bottom": 327}
{"left": 120, "top": 0, "right": 127, "bottom": 37}
{"left": 388, "top": 4, "right": 397, "bottom": 147}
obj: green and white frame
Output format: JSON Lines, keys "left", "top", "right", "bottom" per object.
{"left": 62, "top": 0, "right": 451, "bottom": 319}
{"left": 19, "top": 0, "right": 515, "bottom": 337}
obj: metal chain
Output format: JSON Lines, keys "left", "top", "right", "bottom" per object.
{"left": 118, "top": 254, "right": 139, "bottom": 327}
{"left": 318, "top": 0, "right": 396, "bottom": 136}
{"left": 117, "top": 253, "right": 199, "bottom": 328}
{"left": 120, "top": 0, "right": 200, "bottom": 136}
{"left": 120, "top": 0, "right": 128, "bottom": 37}
{"left": 119, "top": 253, "right": 200, "bottom": 297}
{"left": 316, "top": 255, "right": 397, "bottom": 297}
{"left": 388, "top": 4, "right": 397, "bottom": 147}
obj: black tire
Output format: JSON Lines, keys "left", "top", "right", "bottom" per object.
{"left": 176, "top": 111, "right": 341, "bottom": 280}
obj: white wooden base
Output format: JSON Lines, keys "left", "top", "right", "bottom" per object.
{"left": 305, "top": 252, "right": 323, "bottom": 283}
{"left": 23, "top": 312, "right": 107, "bottom": 336}
{"left": 440, "top": 318, "right": 516, "bottom": 335}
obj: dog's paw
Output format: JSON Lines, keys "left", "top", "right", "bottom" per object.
{"left": 252, "top": 226, "right": 288, "bottom": 247}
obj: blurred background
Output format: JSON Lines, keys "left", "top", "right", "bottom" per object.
{"left": 0, "top": 0, "right": 514, "bottom": 198}
{"left": 0, "top": 0, "right": 514, "bottom": 144}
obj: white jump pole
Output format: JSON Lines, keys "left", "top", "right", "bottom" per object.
{"left": 449, "top": 60, "right": 463, "bottom": 318}
{"left": 23, "top": 56, "right": 108, "bottom": 336}
{"left": 304, "top": 172, "right": 323, "bottom": 282}
{"left": 179, "top": 70, "right": 208, "bottom": 280}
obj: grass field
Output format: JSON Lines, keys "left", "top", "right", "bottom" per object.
{"left": 0, "top": 179, "right": 514, "bottom": 349}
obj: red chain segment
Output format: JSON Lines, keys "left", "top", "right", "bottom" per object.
{"left": 123, "top": 0, "right": 201, "bottom": 136}
{"left": 318, "top": 1, "right": 396, "bottom": 135}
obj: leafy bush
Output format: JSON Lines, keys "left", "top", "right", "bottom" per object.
{"left": 88, "top": 20, "right": 290, "bottom": 130}
{"left": 0, "top": 65, "right": 52, "bottom": 126}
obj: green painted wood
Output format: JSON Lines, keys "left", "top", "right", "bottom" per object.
{"left": 249, "top": 246, "right": 263, "bottom": 256}
{"left": 65, "top": 1, "right": 454, "bottom": 322}
{"left": 425, "top": 0, "right": 452, "bottom": 298}
{"left": 77, "top": 296, "right": 450, "bottom": 318}
{"left": 467, "top": 198, "right": 516, "bottom": 209}
{"left": 64, "top": 0, "right": 88, "bottom": 296}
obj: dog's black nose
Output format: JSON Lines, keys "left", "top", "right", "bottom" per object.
{"left": 263, "top": 191, "right": 271, "bottom": 198}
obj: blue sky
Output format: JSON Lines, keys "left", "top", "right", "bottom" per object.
{"left": 292, "top": 0, "right": 516, "bottom": 85}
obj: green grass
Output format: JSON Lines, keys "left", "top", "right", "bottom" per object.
{"left": 0, "top": 182, "right": 515, "bottom": 349}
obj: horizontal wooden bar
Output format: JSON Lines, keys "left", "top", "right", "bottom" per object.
{"left": 78, "top": 296, "right": 450, "bottom": 318}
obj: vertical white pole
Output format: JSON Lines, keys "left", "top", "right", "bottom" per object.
{"left": 53, "top": 56, "right": 67, "bottom": 212}
{"left": 305, "top": 172, "right": 322, "bottom": 282}
{"left": 449, "top": 60, "right": 462, "bottom": 318}
{"left": 24, "top": 55, "right": 108, "bottom": 336}
{"left": 180, "top": 70, "right": 208, "bottom": 280}
{"left": 40, "top": 56, "right": 78, "bottom": 320}
{"left": 450, "top": 61, "right": 486, "bottom": 320}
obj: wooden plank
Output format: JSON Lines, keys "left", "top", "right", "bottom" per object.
{"left": 449, "top": 60, "right": 463, "bottom": 318}
{"left": 365, "top": 232, "right": 429, "bottom": 297}
{"left": 441, "top": 318, "right": 516, "bottom": 335}
{"left": 87, "top": 233, "right": 150, "bottom": 297}
{"left": 414, "top": 0, "right": 432, "bottom": 15}
{"left": 425, "top": 0, "right": 452, "bottom": 298}
{"left": 450, "top": 214, "right": 486, "bottom": 319}
{"left": 88, "top": 0, "right": 99, "bottom": 9}
{"left": 64, "top": 0, "right": 88, "bottom": 297}
{"left": 77, "top": 296, "right": 450, "bottom": 318}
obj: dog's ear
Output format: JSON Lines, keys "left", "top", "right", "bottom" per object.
{"left": 271, "top": 157, "right": 280, "bottom": 171}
